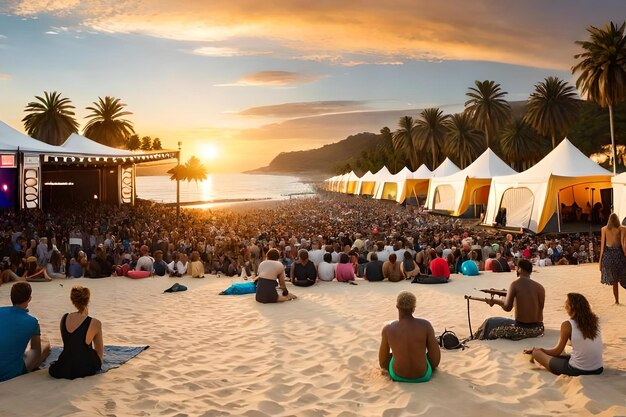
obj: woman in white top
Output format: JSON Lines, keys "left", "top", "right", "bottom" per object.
{"left": 526, "top": 293, "right": 603, "bottom": 376}
{"left": 317, "top": 253, "right": 336, "bottom": 282}
{"left": 255, "top": 249, "right": 297, "bottom": 303}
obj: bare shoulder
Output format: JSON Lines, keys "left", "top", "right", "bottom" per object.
{"left": 90, "top": 317, "right": 102, "bottom": 329}
{"left": 414, "top": 317, "right": 434, "bottom": 330}
{"left": 382, "top": 321, "right": 396, "bottom": 334}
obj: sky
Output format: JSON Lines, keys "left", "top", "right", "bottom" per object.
{"left": 0, "top": 0, "right": 623, "bottom": 172}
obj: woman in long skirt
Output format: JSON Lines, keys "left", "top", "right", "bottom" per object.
{"left": 599, "top": 213, "right": 626, "bottom": 304}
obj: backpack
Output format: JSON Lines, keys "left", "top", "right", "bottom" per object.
{"left": 438, "top": 329, "right": 465, "bottom": 350}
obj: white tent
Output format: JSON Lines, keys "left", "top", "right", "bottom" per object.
{"left": 61, "top": 133, "right": 134, "bottom": 156}
{"left": 373, "top": 166, "right": 400, "bottom": 200}
{"left": 482, "top": 139, "right": 611, "bottom": 233}
{"left": 343, "top": 171, "right": 361, "bottom": 194}
{"left": 399, "top": 164, "right": 432, "bottom": 204}
{"left": 612, "top": 173, "right": 626, "bottom": 224}
{"left": 0, "top": 121, "right": 65, "bottom": 153}
{"left": 426, "top": 149, "right": 516, "bottom": 216}
{"left": 356, "top": 170, "right": 375, "bottom": 195}
{"left": 432, "top": 158, "right": 460, "bottom": 177}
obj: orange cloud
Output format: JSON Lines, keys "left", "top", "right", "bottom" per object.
{"left": 218, "top": 71, "right": 323, "bottom": 87}
{"left": 8, "top": 0, "right": 615, "bottom": 69}
{"left": 237, "top": 101, "right": 370, "bottom": 118}
{"left": 0, "top": 73, "right": 11, "bottom": 80}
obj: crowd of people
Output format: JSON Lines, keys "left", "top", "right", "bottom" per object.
{"left": 0, "top": 194, "right": 604, "bottom": 287}
{"left": 0, "top": 192, "right": 621, "bottom": 384}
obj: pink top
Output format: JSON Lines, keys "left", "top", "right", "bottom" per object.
{"left": 335, "top": 263, "right": 355, "bottom": 282}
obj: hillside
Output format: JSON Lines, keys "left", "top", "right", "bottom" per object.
{"left": 250, "top": 132, "right": 380, "bottom": 174}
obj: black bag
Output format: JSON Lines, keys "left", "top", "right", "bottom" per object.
{"left": 438, "top": 329, "right": 465, "bottom": 350}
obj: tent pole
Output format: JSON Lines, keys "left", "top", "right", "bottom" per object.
{"left": 556, "top": 192, "right": 561, "bottom": 233}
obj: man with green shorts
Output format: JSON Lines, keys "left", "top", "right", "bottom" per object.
{"left": 379, "top": 291, "right": 441, "bottom": 382}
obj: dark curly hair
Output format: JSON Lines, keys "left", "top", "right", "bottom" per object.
{"left": 567, "top": 293, "right": 599, "bottom": 340}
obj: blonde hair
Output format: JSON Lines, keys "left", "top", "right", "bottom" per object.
{"left": 396, "top": 291, "right": 416, "bottom": 312}
{"left": 70, "top": 286, "right": 90, "bottom": 313}
{"left": 607, "top": 213, "right": 620, "bottom": 230}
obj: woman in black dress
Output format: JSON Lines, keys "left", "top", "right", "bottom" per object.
{"left": 599, "top": 213, "right": 626, "bottom": 304}
{"left": 49, "top": 286, "right": 103, "bottom": 379}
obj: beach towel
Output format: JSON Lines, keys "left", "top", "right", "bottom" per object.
{"left": 41, "top": 345, "right": 149, "bottom": 373}
{"left": 219, "top": 281, "right": 256, "bottom": 295}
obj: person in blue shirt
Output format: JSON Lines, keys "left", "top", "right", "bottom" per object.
{"left": 0, "top": 282, "right": 50, "bottom": 382}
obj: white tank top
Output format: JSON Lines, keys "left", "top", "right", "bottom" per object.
{"left": 568, "top": 319, "right": 603, "bottom": 371}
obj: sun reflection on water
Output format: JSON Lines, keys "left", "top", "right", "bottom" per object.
{"left": 200, "top": 174, "right": 214, "bottom": 202}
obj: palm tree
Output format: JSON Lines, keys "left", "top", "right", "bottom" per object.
{"left": 22, "top": 91, "right": 79, "bottom": 145}
{"left": 140, "top": 136, "right": 152, "bottom": 151}
{"left": 524, "top": 76, "right": 580, "bottom": 149}
{"left": 392, "top": 116, "right": 419, "bottom": 170}
{"left": 378, "top": 126, "right": 401, "bottom": 172}
{"left": 464, "top": 80, "right": 512, "bottom": 148}
{"left": 500, "top": 118, "right": 548, "bottom": 171}
{"left": 152, "top": 138, "right": 163, "bottom": 150}
{"left": 83, "top": 96, "right": 134, "bottom": 148}
{"left": 167, "top": 156, "right": 208, "bottom": 185}
{"left": 167, "top": 164, "right": 187, "bottom": 182}
{"left": 443, "top": 113, "right": 486, "bottom": 169}
{"left": 416, "top": 108, "right": 449, "bottom": 169}
{"left": 184, "top": 156, "right": 208, "bottom": 185}
{"left": 572, "top": 21, "right": 626, "bottom": 174}
{"left": 125, "top": 134, "right": 140, "bottom": 151}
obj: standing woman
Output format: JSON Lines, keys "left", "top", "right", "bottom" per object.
{"left": 526, "top": 293, "right": 603, "bottom": 376}
{"left": 49, "top": 286, "right": 103, "bottom": 379}
{"left": 599, "top": 213, "right": 626, "bottom": 304}
{"left": 255, "top": 248, "right": 296, "bottom": 303}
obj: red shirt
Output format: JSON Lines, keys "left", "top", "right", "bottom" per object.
{"left": 429, "top": 257, "right": 450, "bottom": 279}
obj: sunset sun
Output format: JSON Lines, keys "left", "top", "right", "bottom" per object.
{"left": 201, "top": 143, "right": 220, "bottom": 161}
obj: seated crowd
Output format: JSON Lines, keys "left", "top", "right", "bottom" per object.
{"left": 0, "top": 194, "right": 606, "bottom": 384}
{"left": 0, "top": 195, "right": 600, "bottom": 285}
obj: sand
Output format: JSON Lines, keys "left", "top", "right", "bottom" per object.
{"left": 0, "top": 264, "right": 624, "bottom": 417}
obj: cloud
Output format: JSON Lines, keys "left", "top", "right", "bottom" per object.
{"left": 12, "top": 0, "right": 81, "bottom": 15}
{"left": 0, "top": 35, "right": 7, "bottom": 39}
{"left": 45, "top": 31, "right": 58, "bottom": 35}
{"left": 237, "top": 100, "right": 370, "bottom": 118}
{"left": 217, "top": 71, "right": 323, "bottom": 87}
{"left": 0, "top": 73, "right": 11, "bottom": 80}
{"left": 191, "top": 46, "right": 256, "bottom": 57}
{"left": 6, "top": 1, "right": 624, "bottom": 69}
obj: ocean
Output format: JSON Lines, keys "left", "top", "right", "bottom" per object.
{"left": 135, "top": 174, "right": 316, "bottom": 208}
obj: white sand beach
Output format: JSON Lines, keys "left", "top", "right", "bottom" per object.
{"left": 0, "top": 264, "right": 624, "bottom": 417}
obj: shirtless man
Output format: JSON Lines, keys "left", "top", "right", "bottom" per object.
{"left": 379, "top": 291, "right": 441, "bottom": 382}
{"left": 474, "top": 259, "right": 545, "bottom": 340}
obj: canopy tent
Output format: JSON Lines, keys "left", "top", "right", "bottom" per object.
{"left": 432, "top": 158, "right": 461, "bottom": 177}
{"left": 612, "top": 173, "right": 626, "bottom": 224}
{"left": 400, "top": 164, "right": 432, "bottom": 204}
{"left": 426, "top": 149, "right": 516, "bottom": 216}
{"left": 324, "top": 175, "right": 338, "bottom": 191}
{"left": 482, "top": 139, "right": 611, "bottom": 233}
{"left": 372, "top": 166, "right": 399, "bottom": 200}
{"left": 343, "top": 171, "right": 360, "bottom": 194}
{"left": 0, "top": 120, "right": 178, "bottom": 209}
{"left": 356, "top": 170, "right": 376, "bottom": 195}
{"left": 334, "top": 173, "right": 349, "bottom": 192}
{"left": 0, "top": 121, "right": 66, "bottom": 153}
{"left": 61, "top": 133, "right": 135, "bottom": 156}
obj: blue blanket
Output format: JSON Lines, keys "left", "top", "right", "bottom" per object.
{"left": 219, "top": 281, "right": 256, "bottom": 295}
{"left": 41, "top": 345, "right": 149, "bottom": 373}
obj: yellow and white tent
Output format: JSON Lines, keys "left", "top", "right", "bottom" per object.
{"left": 373, "top": 166, "right": 401, "bottom": 200}
{"left": 482, "top": 139, "right": 611, "bottom": 233}
{"left": 426, "top": 149, "right": 516, "bottom": 216}
{"left": 356, "top": 170, "right": 376, "bottom": 195}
